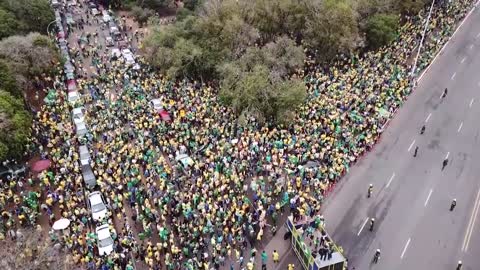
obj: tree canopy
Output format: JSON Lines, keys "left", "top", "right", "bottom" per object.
{"left": 0, "top": 33, "right": 59, "bottom": 94}
{"left": 365, "top": 13, "right": 399, "bottom": 49}
{"left": 0, "top": 0, "right": 54, "bottom": 36}
{"left": 142, "top": 0, "right": 429, "bottom": 122}
{"left": 0, "top": 90, "right": 31, "bottom": 161}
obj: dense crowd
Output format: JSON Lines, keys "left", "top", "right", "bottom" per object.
{"left": 0, "top": 0, "right": 476, "bottom": 270}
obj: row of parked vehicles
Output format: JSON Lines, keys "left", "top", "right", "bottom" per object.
{"left": 52, "top": 0, "right": 116, "bottom": 257}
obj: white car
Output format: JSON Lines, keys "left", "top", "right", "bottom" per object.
{"left": 79, "top": 145, "right": 90, "bottom": 166}
{"left": 88, "top": 191, "right": 108, "bottom": 221}
{"left": 151, "top": 98, "right": 163, "bottom": 111}
{"left": 72, "top": 107, "right": 85, "bottom": 125}
{"left": 68, "top": 91, "right": 80, "bottom": 105}
{"left": 96, "top": 224, "right": 114, "bottom": 256}
{"left": 92, "top": 8, "right": 100, "bottom": 16}
{"left": 124, "top": 54, "right": 135, "bottom": 66}
{"left": 105, "top": 36, "right": 114, "bottom": 47}
{"left": 103, "top": 14, "right": 111, "bottom": 23}
{"left": 121, "top": 49, "right": 133, "bottom": 57}
{"left": 75, "top": 121, "right": 88, "bottom": 137}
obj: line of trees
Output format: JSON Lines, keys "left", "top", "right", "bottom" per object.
{"left": 141, "top": 0, "right": 429, "bottom": 123}
{"left": 0, "top": 0, "right": 59, "bottom": 161}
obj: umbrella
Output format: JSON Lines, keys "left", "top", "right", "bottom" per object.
{"left": 52, "top": 218, "right": 70, "bottom": 230}
{"left": 31, "top": 159, "right": 51, "bottom": 172}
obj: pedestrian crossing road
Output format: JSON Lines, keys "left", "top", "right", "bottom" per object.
{"left": 321, "top": 3, "right": 480, "bottom": 270}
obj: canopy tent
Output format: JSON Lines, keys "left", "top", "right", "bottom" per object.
{"left": 52, "top": 218, "right": 70, "bottom": 230}
{"left": 31, "top": 159, "right": 51, "bottom": 172}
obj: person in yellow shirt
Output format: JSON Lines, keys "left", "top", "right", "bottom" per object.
{"left": 273, "top": 250, "right": 279, "bottom": 263}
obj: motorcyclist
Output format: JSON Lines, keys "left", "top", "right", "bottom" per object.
{"left": 369, "top": 218, "right": 375, "bottom": 231}
{"left": 373, "top": 249, "right": 381, "bottom": 263}
{"left": 421, "top": 125, "right": 426, "bottom": 135}
{"left": 450, "top": 199, "right": 457, "bottom": 211}
{"left": 368, "top": 184, "right": 373, "bottom": 198}
{"left": 443, "top": 88, "right": 448, "bottom": 98}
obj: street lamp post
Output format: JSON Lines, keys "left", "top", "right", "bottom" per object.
{"left": 46, "top": 19, "right": 57, "bottom": 37}
{"left": 410, "top": 0, "right": 436, "bottom": 86}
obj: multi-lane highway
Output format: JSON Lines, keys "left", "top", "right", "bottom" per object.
{"left": 321, "top": 4, "right": 480, "bottom": 270}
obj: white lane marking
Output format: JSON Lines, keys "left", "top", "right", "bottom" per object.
{"left": 400, "top": 238, "right": 411, "bottom": 259}
{"left": 407, "top": 140, "right": 416, "bottom": 152}
{"left": 461, "top": 57, "right": 466, "bottom": 63}
{"left": 462, "top": 188, "right": 480, "bottom": 252}
{"left": 458, "top": 122, "right": 463, "bottom": 133}
{"left": 445, "top": 152, "right": 450, "bottom": 159}
{"left": 357, "top": 217, "right": 369, "bottom": 236}
{"left": 425, "top": 113, "right": 432, "bottom": 123}
{"left": 386, "top": 173, "right": 396, "bottom": 188}
{"left": 451, "top": 72, "right": 456, "bottom": 80}
{"left": 424, "top": 189, "right": 433, "bottom": 206}
{"left": 417, "top": 3, "right": 477, "bottom": 83}
{"left": 470, "top": 98, "right": 474, "bottom": 108}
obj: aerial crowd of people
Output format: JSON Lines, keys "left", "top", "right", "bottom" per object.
{"left": 0, "top": 0, "right": 476, "bottom": 270}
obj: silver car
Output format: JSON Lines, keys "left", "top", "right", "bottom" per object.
{"left": 81, "top": 164, "right": 96, "bottom": 189}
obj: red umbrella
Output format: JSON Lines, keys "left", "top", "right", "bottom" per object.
{"left": 32, "top": 159, "right": 51, "bottom": 172}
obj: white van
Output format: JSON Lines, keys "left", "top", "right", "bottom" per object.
{"left": 103, "top": 14, "right": 111, "bottom": 23}
{"left": 79, "top": 145, "right": 90, "bottom": 166}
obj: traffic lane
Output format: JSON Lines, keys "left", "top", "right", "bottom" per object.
{"left": 460, "top": 200, "right": 480, "bottom": 270}
{"left": 415, "top": 4, "right": 480, "bottom": 94}
{"left": 349, "top": 33, "right": 480, "bottom": 268}
{"left": 324, "top": 42, "right": 471, "bottom": 260}
{"left": 321, "top": 12, "right": 478, "bottom": 233}
{"left": 347, "top": 54, "right": 480, "bottom": 269}
{"left": 327, "top": 21, "right": 480, "bottom": 270}
{"left": 394, "top": 115, "right": 480, "bottom": 270}
{"left": 342, "top": 131, "right": 448, "bottom": 270}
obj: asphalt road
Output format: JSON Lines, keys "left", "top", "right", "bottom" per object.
{"left": 319, "top": 4, "right": 480, "bottom": 270}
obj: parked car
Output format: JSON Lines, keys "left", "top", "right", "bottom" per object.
{"left": 122, "top": 49, "right": 135, "bottom": 66}
{"left": 79, "top": 145, "right": 90, "bottom": 166}
{"left": 75, "top": 121, "right": 88, "bottom": 137}
{"left": 88, "top": 191, "right": 108, "bottom": 221}
{"left": 96, "top": 224, "right": 114, "bottom": 256}
{"left": 51, "top": 0, "right": 60, "bottom": 8}
{"left": 81, "top": 164, "right": 96, "bottom": 189}
{"left": 72, "top": 107, "right": 85, "bottom": 125}
{"left": 102, "top": 14, "right": 111, "bottom": 23}
{"left": 105, "top": 36, "right": 114, "bottom": 47}
{"left": 67, "top": 0, "right": 77, "bottom": 6}
{"left": 68, "top": 91, "right": 80, "bottom": 105}
{"left": 151, "top": 98, "right": 163, "bottom": 111}
{"left": 92, "top": 8, "right": 100, "bottom": 16}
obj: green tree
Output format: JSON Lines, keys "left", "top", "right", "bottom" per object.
{"left": 0, "top": 90, "right": 32, "bottom": 161}
{"left": 0, "top": 8, "right": 18, "bottom": 39}
{"left": 131, "top": 6, "right": 156, "bottom": 27}
{"left": 0, "top": 33, "right": 59, "bottom": 92}
{"left": 396, "top": 0, "right": 428, "bottom": 14}
{"left": 365, "top": 13, "right": 399, "bottom": 49}
{"left": 303, "top": 0, "right": 359, "bottom": 60}
{"left": 219, "top": 36, "right": 306, "bottom": 122}
{"left": 182, "top": 0, "right": 202, "bottom": 11}
{"left": 0, "top": 60, "right": 19, "bottom": 97}
{"left": 0, "top": 0, "right": 54, "bottom": 35}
